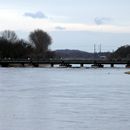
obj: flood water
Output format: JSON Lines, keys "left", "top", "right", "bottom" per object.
{"left": 0, "top": 67, "right": 130, "bottom": 130}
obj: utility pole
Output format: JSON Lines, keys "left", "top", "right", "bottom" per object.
{"left": 99, "top": 44, "right": 101, "bottom": 54}
{"left": 94, "top": 44, "right": 96, "bottom": 59}
{"left": 94, "top": 44, "right": 96, "bottom": 54}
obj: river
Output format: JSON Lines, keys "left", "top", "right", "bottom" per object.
{"left": 0, "top": 67, "right": 130, "bottom": 130}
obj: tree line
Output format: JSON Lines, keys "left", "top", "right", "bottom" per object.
{"left": 109, "top": 45, "right": 130, "bottom": 60}
{"left": 0, "top": 29, "right": 130, "bottom": 60}
{"left": 0, "top": 29, "right": 55, "bottom": 59}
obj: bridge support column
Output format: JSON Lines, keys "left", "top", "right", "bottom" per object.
{"left": 21, "top": 63, "right": 24, "bottom": 67}
{"left": 98, "top": 64, "right": 104, "bottom": 68}
{"left": 91, "top": 64, "right": 104, "bottom": 68}
{"left": 80, "top": 63, "right": 84, "bottom": 67}
{"left": 32, "top": 63, "right": 39, "bottom": 67}
{"left": 126, "top": 64, "right": 130, "bottom": 68}
{"left": 111, "top": 64, "right": 114, "bottom": 68}
{"left": 1, "top": 63, "right": 9, "bottom": 67}
{"left": 51, "top": 63, "right": 54, "bottom": 67}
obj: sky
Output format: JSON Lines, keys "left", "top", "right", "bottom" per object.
{"left": 0, "top": 0, "right": 130, "bottom": 52}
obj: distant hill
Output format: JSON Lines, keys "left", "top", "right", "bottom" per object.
{"left": 55, "top": 49, "right": 110, "bottom": 59}
{"left": 110, "top": 45, "right": 130, "bottom": 60}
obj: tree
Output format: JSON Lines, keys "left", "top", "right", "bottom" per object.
{"left": 0, "top": 31, "right": 34, "bottom": 58}
{"left": 0, "top": 30, "right": 18, "bottom": 43}
{"left": 109, "top": 45, "right": 130, "bottom": 60}
{"left": 29, "top": 29, "right": 52, "bottom": 57}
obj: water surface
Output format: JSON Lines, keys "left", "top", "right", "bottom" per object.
{"left": 0, "top": 67, "right": 130, "bottom": 130}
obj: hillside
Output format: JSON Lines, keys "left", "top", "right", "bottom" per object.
{"left": 55, "top": 49, "right": 110, "bottom": 59}
{"left": 110, "top": 45, "right": 130, "bottom": 60}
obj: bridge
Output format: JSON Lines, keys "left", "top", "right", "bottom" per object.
{"left": 0, "top": 59, "right": 130, "bottom": 67}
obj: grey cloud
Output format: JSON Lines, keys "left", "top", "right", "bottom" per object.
{"left": 24, "top": 11, "right": 47, "bottom": 19}
{"left": 55, "top": 26, "right": 66, "bottom": 30}
{"left": 95, "top": 17, "right": 111, "bottom": 25}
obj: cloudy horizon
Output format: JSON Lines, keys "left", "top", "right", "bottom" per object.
{"left": 0, "top": 0, "right": 130, "bottom": 52}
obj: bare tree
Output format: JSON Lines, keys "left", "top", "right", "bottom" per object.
{"left": 0, "top": 30, "right": 18, "bottom": 43}
{"left": 29, "top": 29, "right": 52, "bottom": 56}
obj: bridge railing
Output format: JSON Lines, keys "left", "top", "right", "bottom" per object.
{"left": 0, "top": 58, "right": 130, "bottom": 64}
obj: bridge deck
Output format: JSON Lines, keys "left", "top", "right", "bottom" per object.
{"left": 0, "top": 59, "right": 130, "bottom": 65}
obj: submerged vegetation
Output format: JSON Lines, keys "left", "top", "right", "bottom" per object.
{"left": 0, "top": 29, "right": 55, "bottom": 59}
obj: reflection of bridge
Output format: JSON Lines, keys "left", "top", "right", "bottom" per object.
{"left": 0, "top": 59, "right": 130, "bottom": 67}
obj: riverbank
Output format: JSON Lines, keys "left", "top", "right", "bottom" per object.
{"left": 125, "top": 71, "right": 130, "bottom": 74}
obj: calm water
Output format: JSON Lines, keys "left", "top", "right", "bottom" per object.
{"left": 0, "top": 67, "right": 130, "bottom": 130}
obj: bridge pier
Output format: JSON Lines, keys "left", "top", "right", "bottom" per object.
{"left": 111, "top": 63, "right": 114, "bottom": 68}
{"left": 51, "top": 63, "right": 54, "bottom": 67}
{"left": 126, "top": 64, "right": 130, "bottom": 68}
{"left": 91, "top": 64, "right": 104, "bottom": 68}
{"left": 32, "top": 63, "right": 39, "bottom": 67}
{"left": 0, "top": 63, "right": 9, "bottom": 67}
{"left": 66, "top": 64, "right": 72, "bottom": 67}
{"left": 21, "top": 63, "right": 24, "bottom": 67}
{"left": 80, "top": 63, "right": 84, "bottom": 67}
{"left": 98, "top": 64, "right": 104, "bottom": 68}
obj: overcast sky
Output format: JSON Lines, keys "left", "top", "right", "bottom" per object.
{"left": 0, "top": 0, "right": 130, "bottom": 52}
